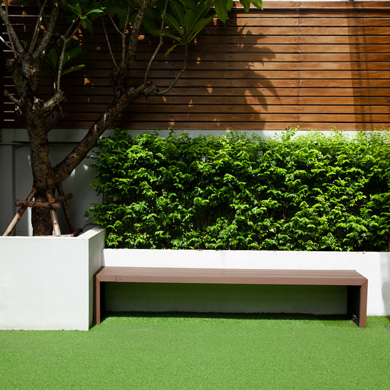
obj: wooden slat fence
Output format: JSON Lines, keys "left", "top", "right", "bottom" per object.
{"left": 1, "top": 1, "right": 390, "bottom": 131}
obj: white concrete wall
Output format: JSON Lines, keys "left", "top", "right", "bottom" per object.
{"left": 0, "top": 227, "right": 105, "bottom": 330}
{"left": 103, "top": 249, "right": 390, "bottom": 316}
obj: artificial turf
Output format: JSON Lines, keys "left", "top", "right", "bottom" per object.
{"left": 1, "top": 314, "right": 390, "bottom": 390}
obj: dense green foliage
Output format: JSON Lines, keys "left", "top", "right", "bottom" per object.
{"left": 87, "top": 129, "right": 390, "bottom": 251}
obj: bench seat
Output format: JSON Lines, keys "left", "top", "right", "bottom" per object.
{"left": 94, "top": 267, "right": 368, "bottom": 327}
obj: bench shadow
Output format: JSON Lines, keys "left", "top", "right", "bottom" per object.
{"left": 99, "top": 311, "right": 352, "bottom": 324}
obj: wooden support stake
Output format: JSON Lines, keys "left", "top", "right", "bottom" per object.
{"left": 3, "top": 188, "right": 37, "bottom": 236}
{"left": 44, "top": 229, "right": 83, "bottom": 237}
{"left": 46, "top": 191, "right": 61, "bottom": 236}
{"left": 4, "top": 186, "right": 78, "bottom": 237}
{"left": 15, "top": 200, "right": 60, "bottom": 209}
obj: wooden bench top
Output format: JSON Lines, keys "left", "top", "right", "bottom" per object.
{"left": 95, "top": 267, "right": 367, "bottom": 286}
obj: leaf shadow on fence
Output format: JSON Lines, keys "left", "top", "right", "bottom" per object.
{"left": 64, "top": 13, "right": 282, "bottom": 132}
{"left": 125, "top": 22, "right": 280, "bottom": 131}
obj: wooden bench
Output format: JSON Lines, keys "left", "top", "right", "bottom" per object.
{"left": 94, "top": 267, "right": 368, "bottom": 327}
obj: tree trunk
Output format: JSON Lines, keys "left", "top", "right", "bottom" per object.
{"left": 26, "top": 112, "right": 58, "bottom": 235}
{"left": 31, "top": 191, "right": 53, "bottom": 236}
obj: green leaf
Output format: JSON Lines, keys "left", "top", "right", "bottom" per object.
{"left": 165, "top": 13, "right": 184, "bottom": 36}
{"left": 62, "top": 64, "right": 86, "bottom": 75}
{"left": 165, "top": 44, "right": 178, "bottom": 56}
{"left": 85, "top": 8, "right": 105, "bottom": 16}
{"left": 193, "top": 0, "right": 213, "bottom": 22}
{"left": 188, "top": 16, "right": 214, "bottom": 41}
{"left": 214, "top": 0, "right": 228, "bottom": 23}
{"left": 63, "top": 46, "right": 86, "bottom": 66}
{"left": 226, "top": 0, "right": 234, "bottom": 12}
{"left": 183, "top": 9, "right": 196, "bottom": 35}
{"left": 240, "top": 0, "right": 251, "bottom": 13}
{"left": 179, "top": 0, "right": 198, "bottom": 12}
{"left": 81, "top": 19, "right": 93, "bottom": 34}
{"left": 170, "top": 1, "right": 185, "bottom": 24}
{"left": 46, "top": 48, "right": 59, "bottom": 71}
{"left": 162, "top": 30, "right": 186, "bottom": 43}
{"left": 143, "top": 15, "right": 160, "bottom": 36}
{"left": 252, "top": 0, "right": 263, "bottom": 10}
{"left": 67, "top": 3, "right": 82, "bottom": 18}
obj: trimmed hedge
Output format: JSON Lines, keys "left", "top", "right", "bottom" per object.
{"left": 87, "top": 128, "right": 390, "bottom": 251}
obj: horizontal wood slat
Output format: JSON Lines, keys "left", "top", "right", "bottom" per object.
{"left": 5, "top": 95, "right": 387, "bottom": 106}
{"left": 18, "top": 112, "right": 387, "bottom": 123}
{"left": 49, "top": 121, "right": 383, "bottom": 131}
{"left": 3, "top": 1, "right": 390, "bottom": 8}
{"left": 202, "top": 26, "right": 390, "bottom": 35}
{"left": 2, "top": 2, "right": 390, "bottom": 131}
{"left": 4, "top": 85, "right": 389, "bottom": 97}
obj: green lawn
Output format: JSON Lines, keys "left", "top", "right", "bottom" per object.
{"left": 1, "top": 314, "right": 390, "bottom": 390}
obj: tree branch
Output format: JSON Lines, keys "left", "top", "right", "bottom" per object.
{"left": 0, "top": 34, "right": 12, "bottom": 50}
{"left": 121, "top": 1, "right": 132, "bottom": 61}
{"left": 61, "top": 15, "right": 80, "bottom": 43}
{"left": 29, "top": 0, "right": 48, "bottom": 54}
{"left": 42, "top": 91, "right": 65, "bottom": 113}
{"left": 156, "top": 44, "right": 188, "bottom": 95}
{"left": 36, "top": 0, "right": 49, "bottom": 25}
{"left": 105, "top": 1, "right": 132, "bottom": 68}
{"left": 0, "top": 0, "right": 25, "bottom": 54}
{"left": 55, "top": 18, "right": 81, "bottom": 92}
{"left": 126, "top": 0, "right": 151, "bottom": 66}
{"left": 33, "top": 0, "right": 60, "bottom": 60}
{"left": 4, "top": 89, "right": 22, "bottom": 106}
{"left": 56, "top": 36, "right": 68, "bottom": 90}
{"left": 102, "top": 16, "right": 118, "bottom": 69}
{"left": 53, "top": 84, "right": 148, "bottom": 183}
{"left": 144, "top": 0, "right": 169, "bottom": 84}
{"left": 105, "top": 3, "right": 123, "bottom": 36}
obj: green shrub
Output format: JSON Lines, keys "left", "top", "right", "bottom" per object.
{"left": 86, "top": 128, "right": 390, "bottom": 251}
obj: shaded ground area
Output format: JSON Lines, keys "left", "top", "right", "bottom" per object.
{"left": 1, "top": 314, "right": 390, "bottom": 389}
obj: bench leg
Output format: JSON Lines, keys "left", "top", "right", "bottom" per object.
{"left": 359, "top": 281, "right": 368, "bottom": 328}
{"left": 347, "top": 282, "right": 368, "bottom": 328}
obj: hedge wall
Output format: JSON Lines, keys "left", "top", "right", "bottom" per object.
{"left": 87, "top": 129, "right": 390, "bottom": 251}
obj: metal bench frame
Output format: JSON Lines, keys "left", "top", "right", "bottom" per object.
{"left": 94, "top": 267, "right": 368, "bottom": 327}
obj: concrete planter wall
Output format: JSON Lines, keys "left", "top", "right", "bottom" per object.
{"left": 0, "top": 227, "right": 105, "bottom": 330}
{"left": 1, "top": 229, "right": 389, "bottom": 331}
{"left": 103, "top": 249, "right": 390, "bottom": 316}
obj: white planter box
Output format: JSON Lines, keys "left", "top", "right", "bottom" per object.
{"left": 0, "top": 227, "right": 105, "bottom": 330}
{"left": 1, "top": 231, "right": 389, "bottom": 331}
{"left": 103, "top": 249, "right": 390, "bottom": 316}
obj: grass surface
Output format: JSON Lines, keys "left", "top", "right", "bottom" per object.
{"left": 1, "top": 314, "right": 390, "bottom": 390}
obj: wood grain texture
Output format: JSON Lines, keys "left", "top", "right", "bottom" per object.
{"left": 1, "top": 2, "right": 390, "bottom": 131}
